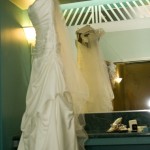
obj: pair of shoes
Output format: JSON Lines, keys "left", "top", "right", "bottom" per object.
{"left": 117, "top": 124, "right": 128, "bottom": 132}
{"left": 107, "top": 117, "right": 128, "bottom": 133}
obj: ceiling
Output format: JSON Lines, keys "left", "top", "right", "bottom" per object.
{"left": 59, "top": 0, "right": 90, "bottom": 4}
{"left": 9, "top": 0, "right": 90, "bottom": 10}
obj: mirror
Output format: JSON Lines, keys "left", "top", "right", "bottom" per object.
{"left": 61, "top": 0, "right": 150, "bottom": 111}
{"left": 14, "top": 0, "right": 150, "bottom": 112}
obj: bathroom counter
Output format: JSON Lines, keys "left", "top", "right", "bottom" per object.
{"left": 84, "top": 111, "right": 150, "bottom": 149}
{"left": 86, "top": 132, "right": 150, "bottom": 145}
{"left": 87, "top": 132, "right": 150, "bottom": 138}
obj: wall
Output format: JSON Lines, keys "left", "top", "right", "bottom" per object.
{"left": 124, "top": 62, "right": 150, "bottom": 110}
{"left": 1, "top": 1, "right": 31, "bottom": 149}
{"left": 67, "top": 22, "right": 150, "bottom": 62}
{"left": 0, "top": 1, "right": 3, "bottom": 149}
{"left": 100, "top": 28, "right": 150, "bottom": 62}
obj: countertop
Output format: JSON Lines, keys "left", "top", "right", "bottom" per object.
{"left": 85, "top": 132, "right": 150, "bottom": 146}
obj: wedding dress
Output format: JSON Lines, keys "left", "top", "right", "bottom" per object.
{"left": 18, "top": 0, "right": 88, "bottom": 150}
{"left": 76, "top": 25, "right": 114, "bottom": 112}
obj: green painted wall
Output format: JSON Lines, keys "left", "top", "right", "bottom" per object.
{"left": 1, "top": 1, "right": 31, "bottom": 149}
{"left": 0, "top": 1, "right": 4, "bottom": 149}
{"left": 0, "top": 1, "right": 3, "bottom": 149}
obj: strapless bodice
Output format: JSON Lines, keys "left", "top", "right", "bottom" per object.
{"left": 28, "top": 0, "right": 60, "bottom": 57}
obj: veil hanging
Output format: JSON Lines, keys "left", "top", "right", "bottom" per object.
{"left": 52, "top": 0, "right": 89, "bottom": 148}
{"left": 76, "top": 25, "right": 114, "bottom": 113}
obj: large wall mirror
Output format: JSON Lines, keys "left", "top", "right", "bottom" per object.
{"left": 60, "top": 0, "right": 150, "bottom": 111}
{"left": 10, "top": 0, "right": 150, "bottom": 111}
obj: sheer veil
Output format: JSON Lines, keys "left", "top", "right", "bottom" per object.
{"left": 53, "top": 0, "right": 89, "bottom": 149}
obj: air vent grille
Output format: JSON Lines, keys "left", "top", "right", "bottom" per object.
{"left": 62, "top": 0, "right": 150, "bottom": 26}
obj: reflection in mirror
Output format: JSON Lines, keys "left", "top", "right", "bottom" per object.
{"left": 76, "top": 25, "right": 114, "bottom": 113}
{"left": 113, "top": 61, "right": 150, "bottom": 111}
{"left": 61, "top": 0, "right": 150, "bottom": 111}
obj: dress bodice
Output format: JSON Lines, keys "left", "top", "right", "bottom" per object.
{"left": 28, "top": 0, "right": 59, "bottom": 57}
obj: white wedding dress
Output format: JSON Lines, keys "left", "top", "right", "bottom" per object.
{"left": 18, "top": 0, "right": 88, "bottom": 150}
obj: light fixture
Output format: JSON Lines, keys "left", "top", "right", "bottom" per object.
{"left": 147, "top": 99, "right": 150, "bottom": 107}
{"left": 23, "top": 26, "right": 36, "bottom": 64}
{"left": 23, "top": 27, "right": 36, "bottom": 45}
{"left": 114, "top": 77, "right": 122, "bottom": 83}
